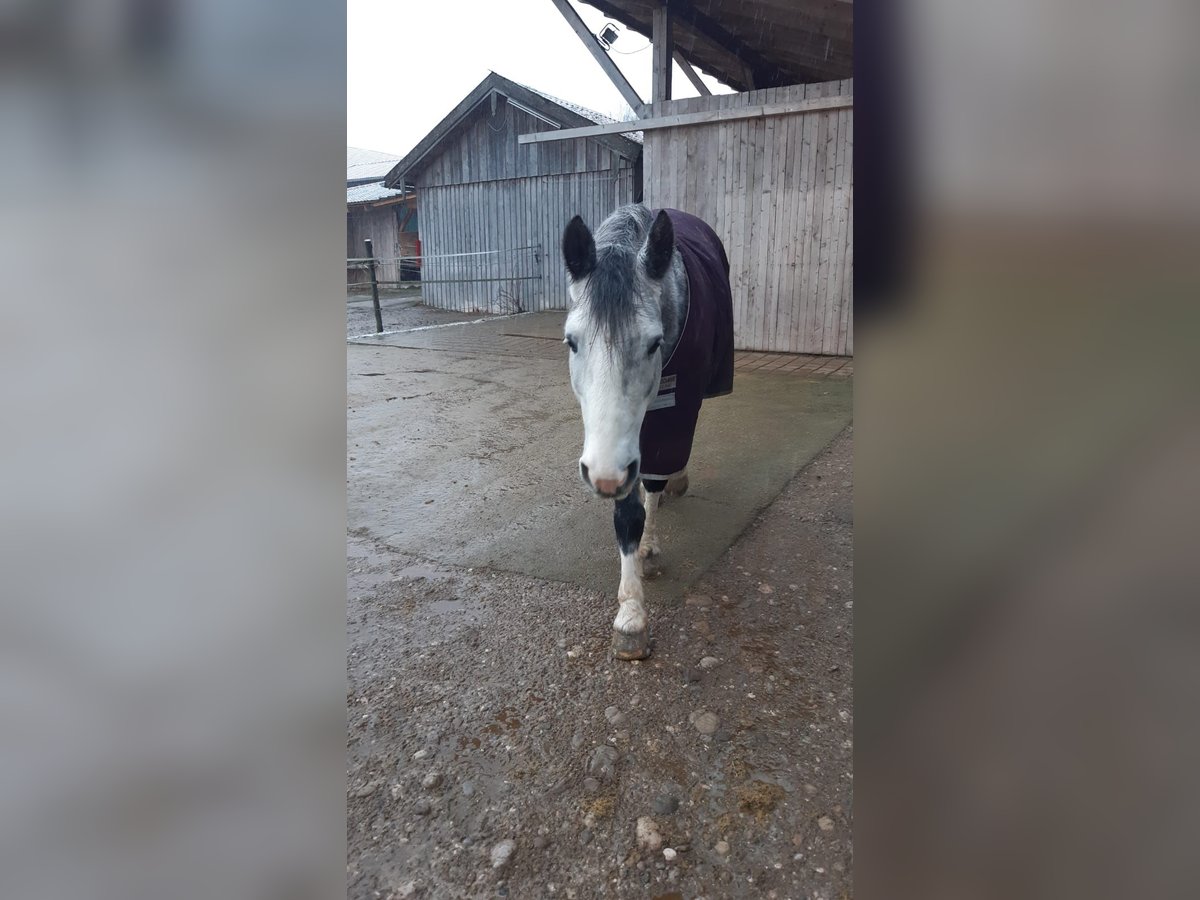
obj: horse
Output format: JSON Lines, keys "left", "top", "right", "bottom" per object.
{"left": 561, "top": 204, "right": 734, "bottom": 660}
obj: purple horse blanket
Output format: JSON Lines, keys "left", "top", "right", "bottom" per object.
{"left": 638, "top": 208, "right": 734, "bottom": 481}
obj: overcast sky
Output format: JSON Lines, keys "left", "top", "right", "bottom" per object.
{"left": 347, "top": 0, "right": 730, "bottom": 156}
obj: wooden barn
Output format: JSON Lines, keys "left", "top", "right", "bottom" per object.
{"left": 382, "top": 73, "right": 643, "bottom": 313}
{"left": 526, "top": 0, "right": 853, "bottom": 355}
{"left": 347, "top": 147, "right": 420, "bottom": 288}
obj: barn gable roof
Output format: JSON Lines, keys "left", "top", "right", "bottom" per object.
{"left": 383, "top": 72, "right": 642, "bottom": 189}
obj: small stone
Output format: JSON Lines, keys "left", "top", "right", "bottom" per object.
{"left": 461, "top": 781, "right": 475, "bottom": 797}
{"left": 533, "top": 835, "right": 550, "bottom": 850}
{"left": 580, "top": 830, "right": 593, "bottom": 846}
{"left": 567, "top": 645, "right": 584, "bottom": 659}
{"left": 414, "top": 799, "right": 431, "bottom": 816}
{"left": 684, "top": 594, "right": 712, "bottom": 607}
{"left": 390, "top": 783, "right": 403, "bottom": 800}
{"left": 557, "top": 637, "right": 568, "bottom": 649}
{"left": 412, "top": 749, "right": 430, "bottom": 760}
{"left": 490, "top": 839, "right": 516, "bottom": 869}
{"left": 652, "top": 795, "right": 680, "bottom": 815}
{"left": 689, "top": 710, "right": 720, "bottom": 735}
{"left": 663, "top": 848, "right": 677, "bottom": 861}
{"left": 792, "top": 834, "right": 804, "bottom": 847}
{"left": 421, "top": 772, "right": 442, "bottom": 791}
{"left": 714, "top": 729, "right": 733, "bottom": 743}
{"left": 604, "top": 706, "right": 626, "bottom": 726}
{"left": 817, "top": 815, "right": 835, "bottom": 832}
{"left": 583, "top": 777, "right": 601, "bottom": 793}
{"left": 636, "top": 817, "right": 663, "bottom": 851}
{"left": 803, "top": 783, "right": 818, "bottom": 797}
{"left": 587, "top": 744, "right": 620, "bottom": 780}
{"left": 352, "top": 778, "right": 381, "bottom": 798}
{"left": 570, "top": 732, "right": 585, "bottom": 750}
{"left": 699, "top": 656, "right": 720, "bottom": 669}
{"left": 758, "top": 583, "right": 774, "bottom": 594}
{"left": 395, "top": 880, "right": 419, "bottom": 898}
{"left": 683, "top": 668, "right": 702, "bottom": 684}
{"left": 715, "top": 840, "right": 730, "bottom": 855}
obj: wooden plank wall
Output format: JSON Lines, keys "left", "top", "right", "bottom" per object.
{"left": 410, "top": 95, "right": 643, "bottom": 313}
{"left": 420, "top": 167, "right": 635, "bottom": 313}
{"left": 643, "top": 79, "right": 853, "bottom": 355}
{"left": 346, "top": 205, "right": 402, "bottom": 286}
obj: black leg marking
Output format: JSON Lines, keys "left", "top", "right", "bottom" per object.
{"left": 613, "top": 489, "right": 645, "bottom": 555}
{"left": 642, "top": 478, "right": 667, "bottom": 494}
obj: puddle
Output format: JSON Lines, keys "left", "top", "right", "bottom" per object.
{"left": 429, "top": 598, "right": 471, "bottom": 614}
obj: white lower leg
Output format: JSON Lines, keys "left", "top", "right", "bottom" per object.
{"left": 613, "top": 551, "right": 646, "bottom": 634}
{"left": 637, "top": 484, "right": 661, "bottom": 559}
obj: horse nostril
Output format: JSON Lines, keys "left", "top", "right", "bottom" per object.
{"left": 627, "top": 460, "right": 640, "bottom": 483}
{"left": 580, "top": 462, "right": 591, "bottom": 485}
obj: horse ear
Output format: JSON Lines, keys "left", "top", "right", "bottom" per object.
{"left": 643, "top": 210, "right": 675, "bottom": 280}
{"left": 562, "top": 215, "right": 596, "bottom": 281}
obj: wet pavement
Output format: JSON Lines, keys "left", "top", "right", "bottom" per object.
{"left": 347, "top": 310, "right": 853, "bottom": 898}
{"left": 347, "top": 290, "right": 491, "bottom": 337}
{"left": 348, "top": 312, "right": 851, "bottom": 599}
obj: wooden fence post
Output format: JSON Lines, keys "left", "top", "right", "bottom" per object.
{"left": 364, "top": 238, "right": 383, "bottom": 334}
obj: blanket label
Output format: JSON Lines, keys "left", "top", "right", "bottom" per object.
{"left": 648, "top": 391, "right": 676, "bottom": 411}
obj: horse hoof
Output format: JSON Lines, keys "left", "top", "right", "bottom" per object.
{"left": 665, "top": 472, "right": 689, "bottom": 497}
{"left": 611, "top": 628, "right": 651, "bottom": 660}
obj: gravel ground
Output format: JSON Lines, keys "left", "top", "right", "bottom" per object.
{"left": 347, "top": 290, "right": 492, "bottom": 337}
{"left": 347, "top": 428, "right": 853, "bottom": 900}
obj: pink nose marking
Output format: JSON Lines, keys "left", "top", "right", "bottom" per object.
{"left": 593, "top": 478, "right": 621, "bottom": 496}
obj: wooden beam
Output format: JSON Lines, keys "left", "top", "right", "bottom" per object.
{"left": 673, "top": 50, "right": 711, "bottom": 96}
{"left": 651, "top": 4, "right": 673, "bottom": 104}
{"left": 548, "top": 0, "right": 644, "bottom": 115}
{"left": 518, "top": 94, "right": 853, "bottom": 145}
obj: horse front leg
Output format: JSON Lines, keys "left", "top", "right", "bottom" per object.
{"left": 611, "top": 487, "right": 650, "bottom": 660}
{"left": 638, "top": 480, "right": 666, "bottom": 559}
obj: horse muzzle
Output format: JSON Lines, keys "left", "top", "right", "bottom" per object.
{"left": 580, "top": 459, "right": 639, "bottom": 499}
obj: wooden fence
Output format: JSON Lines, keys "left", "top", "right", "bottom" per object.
{"left": 643, "top": 80, "right": 853, "bottom": 355}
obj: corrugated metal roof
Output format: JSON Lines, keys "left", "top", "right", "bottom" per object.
{"left": 347, "top": 182, "right": 408, "bottom": 205}
{"left": 347, "top": 146, "right": 403, "bottom": 182}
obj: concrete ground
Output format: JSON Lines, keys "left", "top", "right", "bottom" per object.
{"left": 347, "top": 289, "right": 492, "bottom": 337}
{"left": 347, "top": 308, "right": 853, "bottom": 898}
{"left": 349, "top": 312, "right": 851, "bottom": 599}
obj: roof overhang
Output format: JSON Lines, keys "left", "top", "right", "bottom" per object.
{"left": 578, "top": 0, "right": 852, "bottom": 92}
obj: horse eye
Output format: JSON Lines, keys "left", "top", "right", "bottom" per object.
{"left": 647, "top": 337, "right": 663, "bottom": 357}
{"left": 564, "top": 336, "right": 578, "bottom": 353}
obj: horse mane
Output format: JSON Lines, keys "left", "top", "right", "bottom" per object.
{"left": 584, "top": 205, "right": 654, "bottom": 348}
